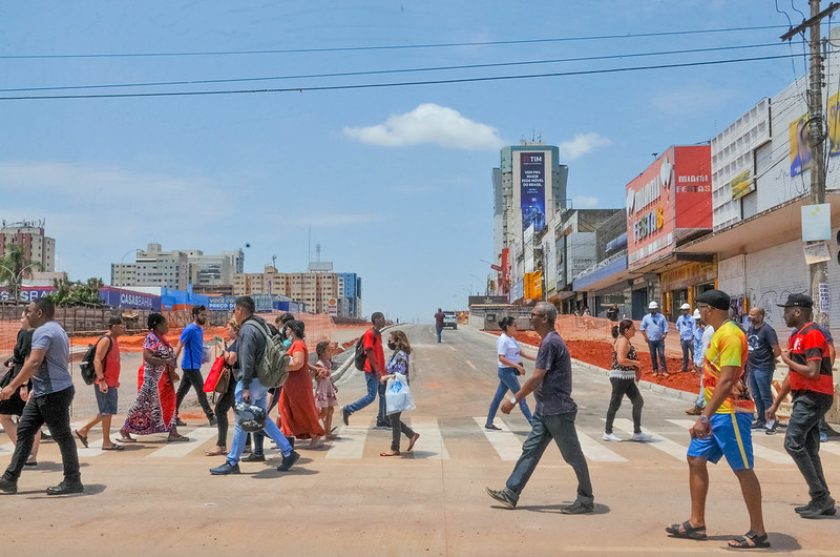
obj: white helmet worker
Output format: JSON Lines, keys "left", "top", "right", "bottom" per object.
{"left": 648, "top": 301, "right": 659, "bottom": 310}
{"left": 680, "top": 303, "right": 691, "bottom": 310}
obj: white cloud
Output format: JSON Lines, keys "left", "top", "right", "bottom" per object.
{"left": 557, "top": 133, "right": 612, "bottom": 161}
{"left": 573, "top": 195, "right": 600, "bottom": 209}
{"left": 343, "top": 103, "right": 504, "bottom": 150}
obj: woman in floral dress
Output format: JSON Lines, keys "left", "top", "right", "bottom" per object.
{"left": 120, "top": 313, "right": 188, "bottom": 442}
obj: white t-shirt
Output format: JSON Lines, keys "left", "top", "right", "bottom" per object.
{"left": 497, "top": 333, "right": 521, "bottom": 368}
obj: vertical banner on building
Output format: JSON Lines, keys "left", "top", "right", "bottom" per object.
{"left": 520, "top": 152, "right": 546, "bottom": 232}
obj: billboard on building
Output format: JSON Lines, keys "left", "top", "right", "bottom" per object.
{"left": 0, "top": 286, "right": 55, "bottom": 303}
{"left": 520, "top": 152, "right": 546, "bottom": 232}
{"left": 99, "top": 286, "right": 161, "bottom": 311}
{"left": 789, "top": 114, "right": 811, "bottom": 177}
{"left": 626, "top": 146, "right": 712, "bottom": 269}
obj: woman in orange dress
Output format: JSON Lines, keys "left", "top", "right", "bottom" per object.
{"left": 279, "top": 320, "right": 326, "bottom": 449}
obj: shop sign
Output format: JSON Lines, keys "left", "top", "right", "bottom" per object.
{"left": 660, "top": 262, "right": 717, "bottom": 291}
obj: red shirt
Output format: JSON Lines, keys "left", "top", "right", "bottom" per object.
{"left": 362, "top": 328, "right": 384, "bottom": 374}
{"left": 788, "top": 323, "right": 833, "bottom": 396}
{"left": 95, "top": 335, "right": 121, "bottom": 388}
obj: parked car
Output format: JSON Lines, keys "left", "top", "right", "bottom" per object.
{"left": 443, "top": 310, "right": 458, "bottom": 329}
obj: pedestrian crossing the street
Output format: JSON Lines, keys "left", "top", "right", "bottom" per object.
{"left": 4, "top": 415, "right": 840, "bottom": 470}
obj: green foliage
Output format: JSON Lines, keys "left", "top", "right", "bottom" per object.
{"left": 51, "top": 277, "right": 105, "bottom": 307}
{"left": 0, "top": 244, "right": 40, "bottom": 301}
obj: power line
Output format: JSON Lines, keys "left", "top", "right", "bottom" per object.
{"left": 0, "top": 41, "right": 796, "bottom": 93}
{"left": 0, "top": 24, "right": 803, "bottom": 60}
{"left": 0, "top": 53, "right": 800, "bottom": 101}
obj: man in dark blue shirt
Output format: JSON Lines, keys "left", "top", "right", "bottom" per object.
{"left": 486, "top": 302, "right": 594, "bottom": 514}
{"left": 745, "top": 307, "right": 780, "bottom": 433}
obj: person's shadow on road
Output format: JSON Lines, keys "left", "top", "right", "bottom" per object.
{"left": 514, "top": 502, "right": 610, "bottom": 515}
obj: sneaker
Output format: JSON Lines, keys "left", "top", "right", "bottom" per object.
{"left": 751, "top": 420, "right": 766, "bottom": 430}
{"left": 631, "top": 432, "right": 654, "bottom": 442}
{"left": 560, "top": 500, "right": 594, "bottom": 515}
{"left": 277, "top": 450, "right": 300, "bottom": 472}
{"left": 46, "top": 480, "right": 84, "bottom": 496}
{"left": 485, "top": 487, "right": 517, "bottom": 509}
{"left": 485, "top": 424, "right": 502, "bottom": 431}
{"left": 243, "top": 453, "right": 265, "bottom": 462}
{"left": 174, "top": 417, "right": 187, "bottom": 427}
{"left": 765, "top": 424, "right": 778, "bottom": 435}
{"left": 799, "top": 497, "right": 836, "bottom": 519}
{"left": 602, "top": 432, "right": 622, "bottom": 442}
{"left": 685, "top": 406, "right": 702, "bottom": 416}
{"left": 341, "top": 407, "right": 350, "bottom": 426}
{"left": 0, "top": 476, "right": 18, "bottom": 494}
{"left": 209, "top": 461, "right": 241, "bottom": 475}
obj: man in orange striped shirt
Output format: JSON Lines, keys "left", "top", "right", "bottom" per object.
{"left": 666, "top": 289, "right": 768, "bottom": 549}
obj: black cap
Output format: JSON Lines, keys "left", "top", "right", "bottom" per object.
{"left": 695, "top": 289, "right": 730, "bottom": 311}
{"left": 776, "top": 293, "right": 813, "bottom": 309}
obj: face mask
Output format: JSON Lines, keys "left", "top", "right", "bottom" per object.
{"left": 387, "top": 341, "right": 397, "bottom": 351}
{"left": 282, "top": 338, "right": 292, "bottom": 348}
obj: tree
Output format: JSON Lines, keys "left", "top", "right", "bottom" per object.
{"left": 51, "top": 277, "right": 104, "bottom": 307}
{"left": 0, "top": 243, "right": 39, "bottom": 303}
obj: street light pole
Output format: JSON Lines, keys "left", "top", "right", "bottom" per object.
{"left": 0, "top": 262, "right": 38, "bottom": 303}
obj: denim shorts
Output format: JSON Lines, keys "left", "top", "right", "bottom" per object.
{"left": 687, "top": 412, "right": 754, "bottom": 470}
{"left": 95, "top": 387, "right": 119, "bottom": 415}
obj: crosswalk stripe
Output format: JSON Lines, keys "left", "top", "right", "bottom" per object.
{"left": 576, "top": 431, "right": 627, "bottom": 462}
{"left": 148, "top": 427, "right": 217, "bottom": 458}
{"left": 407, "top": 418, "right": 449, "bottom": 460}
{"left": 820, "top": 443, "right": 840, "bottom": 456}
{"left": 474, "top": 417, "right": 522, "bottom": 461}
{"left": 327, "top": 419, "right": 371, "bottom": 459}
{"left": 667, "top": 418, "right": 791, "bottom": 465}
{"left": 465, "top": 360, "right": 477, "bottom": 371}
{"left": 612, "top": 418, "right": 687, "bottom": 461}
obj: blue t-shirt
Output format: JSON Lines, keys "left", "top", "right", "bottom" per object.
{"left": 676, "top": 314, "right": 695, "bottom": 341}
{"left": 641, "top": 312, "right": 668, "bottom": 341}
{"left": 30, "top": 320, "right": 72, "bottom": 397}
{"left": 180, "top": 322, "right": 204, "bottom": 369}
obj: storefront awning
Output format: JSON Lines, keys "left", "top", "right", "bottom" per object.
{"left": 572, "top": 254, "right": 631, "bottom": 292}
{"left": 677, "top": 191, "right": 840, "bottom": 259}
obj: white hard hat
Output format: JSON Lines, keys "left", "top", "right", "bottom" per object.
{"left": 648, "top": 301, "right": 659, "bottom": 310}
{"left": 680, "top": 303, "right": 691, "bottom": 310}
{"left": 693, "top": 309, "right": 701, "bottom": 319}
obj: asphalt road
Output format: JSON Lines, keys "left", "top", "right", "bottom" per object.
{"left": 1, "top": 323, "right": 838, "bottom": 556}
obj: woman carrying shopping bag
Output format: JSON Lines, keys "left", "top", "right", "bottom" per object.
{"left": 379, "top": 330, "right": 420, "bottom": 457}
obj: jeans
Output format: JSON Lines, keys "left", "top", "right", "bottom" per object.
{"left": 253, "top": 386, "right": 283, "bottom": 454}
{"left": 648, "top": 339, "right": 667, "bottom": 372}
{"left": 436, "top": 327, "right": 443, "bottom": 343}
{"left": 486, "top": 367, "right": 532, "bottom": 425}
{"left": 3, "top": 386, "right": 80, "bottom": 483}
{"left": 389, "top": 411, "right": 416, "bottom": 451}
{"left": 694, "top": 369, "right": 705, "bottom": 408}
{"left": 176, "top": 368, "right": 214, "bottom": 419}
{"left": 344, "top": 372, "right": 379, "bottom": 414}
{"left": 504, "top": 411, "right": 593, "bottom": 505}
{"left": 377, "top": 382, "right": 389, "bottom": 425}
{"left": 747, "top": 369, "right": 774, "bottom": 426}
{"left": 214, "top": 378, "right": 236, "bottom": 447}
{"left": 604, "top": 378, "right": 643, "bottom": 434}
{"left": 680, "top": 339, "right": 693, "bottom": 371}
{"left": 784, "top": 393, "right": 834, "bottom": 502}
{"left": 226, "top": 378, "right": 292, "bottom": 465}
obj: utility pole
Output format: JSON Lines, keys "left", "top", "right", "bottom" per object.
{"left": 781, "top": 0, "right": 840, "bottom": 327}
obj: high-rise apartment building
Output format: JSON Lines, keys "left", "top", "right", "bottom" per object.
{"left": 111, "top": 243, "right": 244, "bottom": 291}
{"left": 0, "top": 220, "right": 56, "bottom": 274}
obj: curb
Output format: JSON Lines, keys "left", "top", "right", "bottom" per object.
{"left": 330, "top": 324, "right": 398, "bottom": 384}
{"left": 473, "top": 326, "right": 699, "bottom": 404}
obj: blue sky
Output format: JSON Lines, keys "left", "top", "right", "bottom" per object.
{"left": 0, "top": 1, "right": 817, "bottom": 322}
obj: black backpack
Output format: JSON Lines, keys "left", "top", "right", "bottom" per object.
{"left": 80, "top": 336, "right": 112, "bottom": 385}
{"left": 354, "top": 329, "right": 379, "bottom": 371}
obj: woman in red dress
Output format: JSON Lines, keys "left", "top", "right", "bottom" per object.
{"left": 279, "top": 320, "right": 326, "bottom": 449}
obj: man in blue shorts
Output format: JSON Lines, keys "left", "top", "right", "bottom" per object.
{"left": 665, "top": 289, "right": 768, "bottom": 549}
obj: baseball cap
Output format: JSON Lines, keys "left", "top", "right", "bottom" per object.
{"left": 648, "top": 301, "right": 659, "bottom": 310}
{"left": 680, "top": 303, "right": 691, "bottom": 310}
{"left": 776, "top": 293, "right": 813, "bottom": 309}
{"left": 692, "top": 309, "right": 701, "bottom": 320}
{"left": 695, "top": 289, "right": 730, "bottom": 311}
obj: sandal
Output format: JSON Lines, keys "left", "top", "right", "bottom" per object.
{"left": 407, "top": 432, "right": 420, "bottom": 452}
{"left": 167, "top": 434, "right": 190, "bottom": 443}
{"left": 101, "top": 444, "right": 125, "bottom": 451}
{"left": 205, "top": 447, "right": 227, "bottom": 456}
{"left": 728, "top": 531, "right": 770, "bottom": 549}
{"left": 380, "top": 450, "right": 400, "bottom": 457}
{"left": 74, "top": 430, "right": 89, "bottom": 448}
{"left": 119, "top": 429, "right": 137, "bottom": 443}
{"left": 665, "top": 520, "right": 707, "bottom": 540}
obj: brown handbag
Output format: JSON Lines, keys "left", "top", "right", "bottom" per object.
{"left": 214, "top": 368, "right": 231, "bottom": 394}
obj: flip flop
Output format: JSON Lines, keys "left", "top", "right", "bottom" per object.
{"left": 119, "top": 429, "right": 137, "bottom": 443}
{"left": 101, "top": 445, "right": 124, "bottom": 451}
{"left": 665, "top": 520, "right": 707, "bottom": 540}
{"left": 167, "top": 434, "right": 190, "bottom": 443}
{"left": 205, "top": 447, "right": 227, "bottom": 456}
{"left": 74, "top": 430, "right": 89, "bottom": 448}
{"left": 407, "top": 432, "right": 421, "bottom": 452}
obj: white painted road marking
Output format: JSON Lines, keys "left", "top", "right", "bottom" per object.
{"left": 612, "top": 418, "right": 687, "bottom": 461}
{"left": 474, "top": 416, "right": 522, "bottom": 461}
{"left": 465, "top": 360, "right": 477, "bottom": 371}
{"left": 327, "top": 419, "right": 372, "bottom": 460}
{"left": 148, "top": 427, "right": 217, "bottom": 458}
{"left": 407, "top": 417, "right": 449, "bottom": 460}
{"left": 667, "top": 418, "right": 791, "bottom": 464}
{"left": 576, "top": 431, "right": 627, "bottom": 462}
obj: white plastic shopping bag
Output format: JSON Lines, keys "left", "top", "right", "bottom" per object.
{"left": 385, "top": 372, "right": 416, "bottom": 414}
